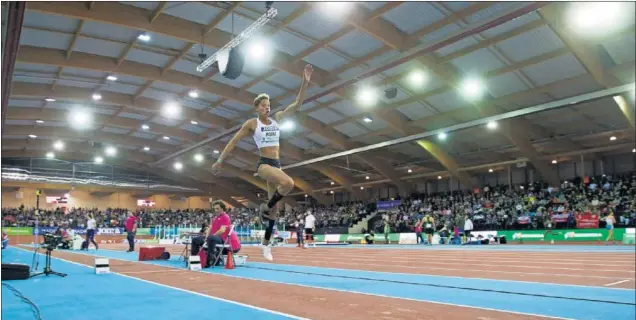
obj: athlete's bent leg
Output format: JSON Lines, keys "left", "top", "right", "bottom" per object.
{"left": 257, "top": 165, "right": 293, "bottom": 261}
{"left": 258, "top": 165, "right": 294, "bottom": 213}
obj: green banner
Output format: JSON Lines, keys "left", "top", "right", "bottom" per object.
{"left": 314, "top": 228, "right": 632, "bottom": 244}
{"left": 343, "top": 233, "right": 401, "bottom": 242}
{"left": 2, "top": 227, "right": 33, "bottom": 236}
{"left": 136, "top": 228, "right": 151, "bottom": 236}
{"left": 499, "top": 228, "right": 627, "bottom": 242}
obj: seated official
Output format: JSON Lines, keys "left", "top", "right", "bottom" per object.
{"left": 54, "top": 226, "right": 72, "bottom": 249}
{"left": 364, "top": 231, "right": 375, "bottom": 244}
{"left": 191, "top": 201, "right": 241, "bottom": 267}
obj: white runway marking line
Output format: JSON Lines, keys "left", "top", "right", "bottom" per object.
{"left": 243, "top": 261, "right": 636, "bottom": 291}
{"left": 12, "top": 246, "right": 308, "bottom": 320}
{"left": 249, "top": 256, "right": 636, "bottom": 280}
{"left": 251, "top": 252, "right": 635, "bottom": 273}
{"left": 604, "top": 280, "right": 631, "bottom": 287}
{"left": 271, "top": 249, "right": 636, "bottom": 260}
{"left": 208, "top": 270, "right": 575, "bottom": 320}
{"left": 120, "top": 269, "right": 185, "bottom": 275}
{"left": 82, "top": 247, "right": 636, "bottom": 291}
{"left": 264, "top": 251, "right": 636, "bottom": 266}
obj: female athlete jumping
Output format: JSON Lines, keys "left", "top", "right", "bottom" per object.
{"left": 211, "top": 64, "right": 313, "bottom": 261}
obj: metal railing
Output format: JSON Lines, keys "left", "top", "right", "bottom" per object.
{"left": 1, "top": 157, "right": 201, "bottom": 193}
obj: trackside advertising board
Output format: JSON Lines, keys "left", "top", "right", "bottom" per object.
{"left": 313, "top": 228, "right": 631, "bottom": 243}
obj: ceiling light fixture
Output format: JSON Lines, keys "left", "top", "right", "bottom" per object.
{"left": 196, "top": 7, "right": 278, "bottom": 72}
{"left": 105, "top": 146, "right": 117, "bottom": 157}
{"left": 53, "top": 140, "right": 64, "bottom": 150}
{"left": 138, "top": 33, "right": 151, "bottom": 42}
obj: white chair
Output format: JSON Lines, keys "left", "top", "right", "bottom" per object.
{"left": 212, "top": 224, "right": 235, "bottom": 267}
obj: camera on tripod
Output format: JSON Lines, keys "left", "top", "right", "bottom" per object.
{"left": 30, "top": 233, "right": 67, "bottom": 278}
{"left": 42, "top": 233, "right": 62, "bottom": 250}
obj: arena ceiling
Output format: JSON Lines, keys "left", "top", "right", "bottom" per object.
{"left": 2, "top": 1, "right": 635, "bottom": 206}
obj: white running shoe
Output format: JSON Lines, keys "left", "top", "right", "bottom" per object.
{"left": 261, "top": 244, "right": 273, "bottom": 261}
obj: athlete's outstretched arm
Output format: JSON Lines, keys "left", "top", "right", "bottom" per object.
{"left": 275, "top": 64, "right": 313, "bottom": 122}
{"left": 211, "top": 120, "right": 254, "bottom": 174}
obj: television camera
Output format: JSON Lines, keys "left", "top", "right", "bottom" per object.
{"left": 30, "top": 233, "right": 67, "bottom": 278}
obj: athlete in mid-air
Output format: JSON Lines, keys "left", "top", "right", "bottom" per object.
{"left": 212, "top": 64, "right": 313, "bottom": 261}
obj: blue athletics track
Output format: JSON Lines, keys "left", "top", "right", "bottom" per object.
{"left": 3, "top": 242, "right": 635, "bottom": 320}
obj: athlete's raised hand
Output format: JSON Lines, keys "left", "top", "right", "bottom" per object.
{"left": 211, "top": 162, "right": 223, "bottom": 175}
{"left": 303, "top": 64, "right": 313, "bottom": 82}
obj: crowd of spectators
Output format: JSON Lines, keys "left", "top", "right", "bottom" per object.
{"left": 3, "top": 173, "right": 635, "bottom": 234}
{"left": 372, "top": 172, "right": 636, "bottom": 234}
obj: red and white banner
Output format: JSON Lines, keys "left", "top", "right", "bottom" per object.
{"left": 46, "top": 196, "right": 67, "bottom": 204}
{"left": 517, "top": 216, "right": 531, "bottom": 224}
{"left": 551, "top": 213, "right": 569, "bottom": 223}
{"left": 137, "top": 199, "right": 155, "bottom": 207}
{"left": 575, "top": 212, "right": 599, "bottom": 229}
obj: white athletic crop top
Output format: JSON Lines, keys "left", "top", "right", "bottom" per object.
{"left": 253, "top": 117, "right": 280, "bottom": 149}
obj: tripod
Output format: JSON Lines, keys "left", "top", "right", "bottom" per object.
{"left": 30, "top": 245, "right": 67, "bottom": 278}
{"left": 31, "top": 192, "right": 42, "bottom": 272}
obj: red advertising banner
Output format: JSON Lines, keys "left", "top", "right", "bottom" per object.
{"left": 575, "top": 212, "right": 599, "bottom": 229}
{"left": 551, "top": 213, "right": 569, "bottom": 223}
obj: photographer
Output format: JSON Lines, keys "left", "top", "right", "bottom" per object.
{"left": 364, "top": 231, "right": 375, "bottom": 244}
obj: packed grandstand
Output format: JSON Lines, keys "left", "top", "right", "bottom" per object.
{"left": 3, "top": 172, "right": 634, "bottom": 234}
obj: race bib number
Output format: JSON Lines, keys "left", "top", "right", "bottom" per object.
{"left": 425, "top": 224, "right": 432, "bottom": 228}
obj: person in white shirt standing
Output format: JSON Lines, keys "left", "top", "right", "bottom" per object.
{"left": 463, "top": 216, "right": 474, "bottom": 244}
{"left": 304, "top": 210, "right": 316, "bottom": 248}
{"left": 84, "top": 212, "right": 99, "bottom": 250}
